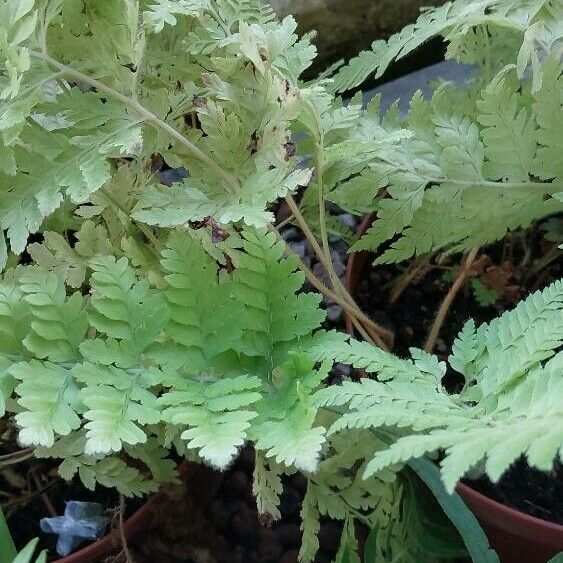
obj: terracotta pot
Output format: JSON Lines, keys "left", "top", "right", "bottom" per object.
{"left": 52, "top": 461, "right": 194, "bottom": 563}
{"left": 344, "top": 214, "right": 563, "bottom": 563}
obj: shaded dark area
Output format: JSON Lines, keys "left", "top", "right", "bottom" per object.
{"left": 131, "top": 449, "right": 341, "bottom": 563}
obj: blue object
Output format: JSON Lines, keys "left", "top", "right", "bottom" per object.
{"left": 40, "top": 501, "right": 107, "bottom": 556}
{"left": 158, "top": 167, "right": 188, "bottom": 186}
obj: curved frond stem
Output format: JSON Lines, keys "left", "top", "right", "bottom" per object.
{"left": 29, "top": 51, "right": 240, "bottom": 194}
{"left": 270, "top": 225, "right": 389, "bottom": 350}
{"left": 424, "top": 247, "right": 479, "bottom": 352}
{"left": 283, "top": 195, "right": 394, "bottom": 347}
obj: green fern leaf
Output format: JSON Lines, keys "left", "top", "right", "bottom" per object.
{"left": 20, "top": 268, "right": 87, "bottom": 362}
{"left": 252, "top": 355, "right": 328, "bottom": 472}
{"left": 476, "top": 74, "right": 536, "bottom": 182}
{"left": 233, "top": 229, "right": 325, "bottom": 372}
{"left": 158, "top": 230, "right": 242, "bottom": 371}
{"left": 159, "top": 374, "right": 262, "bottom": 469}
{"left": 12, "top": 360, "right": 80, "bottom": 447}
{"left": 253, "top": 452, "right": 283, "bottom": 520}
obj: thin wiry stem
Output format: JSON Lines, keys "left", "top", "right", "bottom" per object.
{"left": 424, "top": 247, "right": 479, "bottom": 352}
{"left": 284, "top": 195, "right": 393, "bottom": 347}
{"left": 270, "top": 225, "right": 389, "bottom": 349}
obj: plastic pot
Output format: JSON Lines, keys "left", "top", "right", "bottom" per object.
{"left": 344, "top": 214, "right": 563, "bottom": 563}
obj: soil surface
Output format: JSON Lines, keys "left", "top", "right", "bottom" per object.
{"left": 129, "top": 448, "right": 341, "bottom": 563}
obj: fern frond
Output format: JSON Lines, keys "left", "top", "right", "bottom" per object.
{"left": 234, "top": 229, "right": 325, "bottom": 371}
{"left": 12, "top": 360, "right": 80, "bottom": 447}
{"left": 159, "top": 374, "right": 262, "bottom": 469}
{"left": 252, "top": 355, "right": 328, "bottom": 472}
{"left": 0, "top": 272, "right": 30, "bottom": 354}
{"left": 158, "top": 230, "right": 241, "bottom": 371}
{"left": 476, "top": 73, "right": 536, "bottom": 182}
{"left": 470, "top": 278, "right": 563, "bottom": 395}
{"left": 82, "top": 255, "right": 167, "bottom": 367}
{"left": 143, "top": 0, "right": 209, "bottom": 33}
{"left": 27, "top": 222, "right": 113, "bottom": 288}
{"left": 331, "top": 0, "right": 556, "bottom": 94}
{"left": 332, "top": 279, "right": 563, "bottom": 492}
{"left": 253, "top": 452, "right": 283, "bottom": 521}
{"left": 20, "top": 268, "right": 87, "bottom": 362}
{"left": 310, "top": 338, "right": 424, "bottom": 382}
{"left": 73, "top": 363, "right": 161, "bottom": 455}
{"left": 64, "top": 455, "right": 161, "bottom": 497}
{"left": 533, "top": 53, "right": 563, "bottom": 181}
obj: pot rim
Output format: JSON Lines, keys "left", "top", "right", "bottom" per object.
{"left": 344, "top": 212, "right": 563, "bottom": 539}
{"left": 456, "top": 482, "right": 563, "bottom": 542}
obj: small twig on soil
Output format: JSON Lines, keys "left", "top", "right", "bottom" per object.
{"left": 119, "top": 494, "right": 134, "bottom": 563}
{"left": 389, "top": 253, "right": 435, "bottom": 304}
{"left": 271, "top": 226, "right": 389, "bottom": 349}
{"left": 0, "top": 449, "right": 34, "bottom": 468}
{"left": 30, "top": 468, "right": 57, "bottom": 517}
{"left": 1, "top": 479, "right": 58, "bottom": 511}
{"left": 424, "top": 247, "right": 479, "bottom": 353}
{"left": 524, "top": 246, "right": 562, "bottom": 283}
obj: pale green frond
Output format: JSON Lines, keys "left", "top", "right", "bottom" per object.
{"left": 0, "top": 272, "right": 31, "bottom": 354}
{"left": 476, "top": 73, "right": 536, "bottom": 182}
{"left": 87, "top": 255, "right": 168, "bottom": 364}
{"left": 253, "top": 452, "right": 283, "bottom": 521}
{"left": 20, "top": 268, "right": 87, "bottom": 362}
{"left": 143, "top": 0, "right": 210, "bottom": 33}
{"left": 533, "top": 53, "right": 563, "bottom": 181}
{"left": 12, "top": 360, "right": 81, "bottom": 447}
{"left": 233, "top": 229, "right": 325, "bottom": 371}
{"left": 74, "top": 363, "right": 161, "bottom": 455}
{"left": 159, "top": 374, "right": 262, "bottom": 469}
{"left": 252, "top": 355, "right": 328, "bottom": 472}
{"left": 27, "top": 221, "right": 113, "bottom": 288}
{"left": 159, "top": 230, "right": 242, "bottom": 371}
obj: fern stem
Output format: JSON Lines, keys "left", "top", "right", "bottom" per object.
{"left": 283, "top": 195, "right": 393, "bottom": 347}
{"left": 271, "top": 226, "right": 389, "bottom": 350}
{"left": 424, "top": 247, "right": 479, "bottom": 353}
{"left": 302, "top": 99, "right": 339, "bottom": 288}
{"left": 29, "top": 51, "right": 240, "bottom": 194}
{"left": 119, "top": 494, "right": 134, "bottom": 563}
{"left": 0, "top": 449, "right": 34, "bottom": 469}
{"left": 372, "top": 154, "right": 556, "bottom": 191}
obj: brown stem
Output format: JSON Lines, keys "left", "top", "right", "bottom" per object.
{"left": 0, "top": 449, "right": 34, "bottom": 468}
{"left": 30, "top": 469, "right": 57, "bottom": 517}
{"left": 281, "top": 197, "right": 393, "bottom": 347}
{"left": 424, "top": 248, "right": 479, "bottom": 353}
{"left": 272, "top": 227, "right": 389, "bottom": 350}
{"left": 389, "top": 253, "right": 434, "bottom": 304}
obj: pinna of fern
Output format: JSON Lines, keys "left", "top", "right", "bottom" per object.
{"left": 314, "top": 278, "right": 563, "bottom": 494}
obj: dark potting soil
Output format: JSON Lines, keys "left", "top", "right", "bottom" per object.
{"left": 466, "top": 460, "right": 563, "bottom": 525}
{"left": 130, "top": 448, "right": 343, "bottom": 563}
{"left": 352, "top": 222, "right": 563, "bottom": 525}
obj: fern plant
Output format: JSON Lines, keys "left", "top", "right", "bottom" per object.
{"left": 314, "top": 279, "right": 563, "bottom": 493}
{"left": 0, "top": 0, "right": 561, "bottom": 561}
{"left": 325, "top": 0, "right": 563, "bottom": 263}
